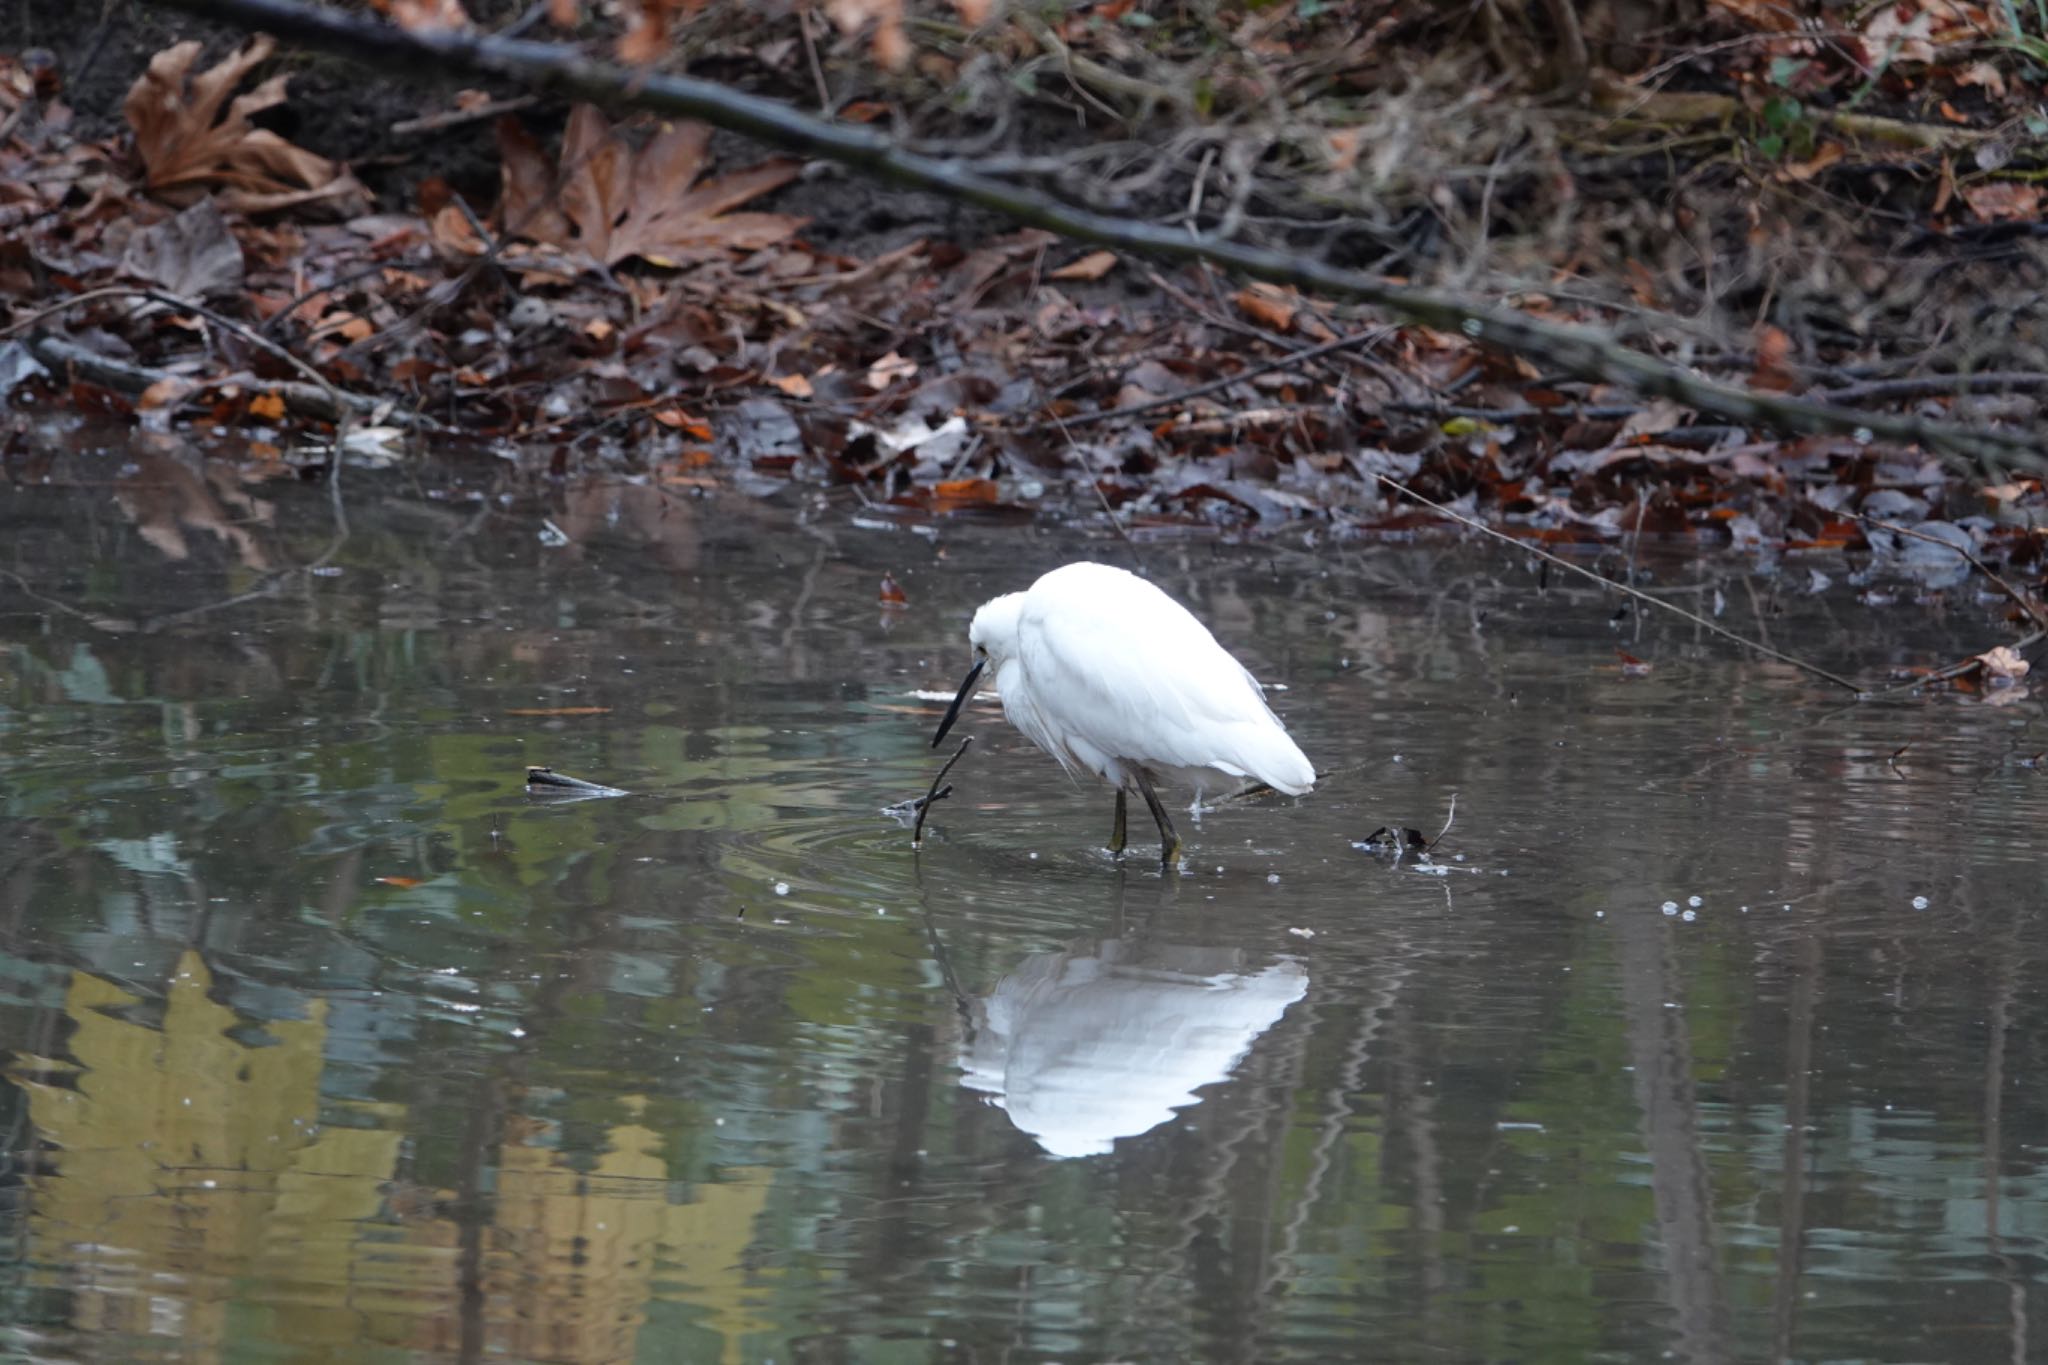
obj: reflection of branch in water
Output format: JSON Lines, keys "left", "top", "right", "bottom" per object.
{"left": 1980, "top": 902, "right": 2028, "bottom": 1365}
{"left": 1613, "top": 903, "right": 1732, "bottom": 1364}
{"left": 1259, "top": 952, "right": 1412, "bottom": 1304}
{"left": 1769, "top": 934, "right": 1819, "bottom": 1364}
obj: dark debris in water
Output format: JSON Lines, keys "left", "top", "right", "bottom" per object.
{"left": 524, "top": 766, "right": 628, "bottom": 798}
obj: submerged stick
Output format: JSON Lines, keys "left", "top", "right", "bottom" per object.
{"left": 912, "top": 736, "right": 974, "bottom": 849}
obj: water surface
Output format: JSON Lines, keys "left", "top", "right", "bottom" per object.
{"left": 2, "top": 454, "right": 2045, "bottom": 1363}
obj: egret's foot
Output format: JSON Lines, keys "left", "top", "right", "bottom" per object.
{"left": 1134, "top": 771, "right": 1181, "bottom": 871}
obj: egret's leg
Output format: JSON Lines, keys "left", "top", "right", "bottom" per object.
{"left": 1133, "top": 771, "right": 1181, "bottom": 865}
{"left": 1109, "top": 789, "right": 1128, "bottom": 855}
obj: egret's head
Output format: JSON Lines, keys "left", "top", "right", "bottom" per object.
{"left": 934, "top": 591, "right": 1024, "bottom": 748}
{"left": 965, "top": 591, "right": 1025, "bottom": 663}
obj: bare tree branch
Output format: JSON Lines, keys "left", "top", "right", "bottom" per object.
{"left": 139, "top": 0, "right": 2045, "bottom": 472}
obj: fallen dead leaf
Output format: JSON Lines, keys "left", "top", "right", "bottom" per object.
{"left": 497, "top": 104, "right": 804, "bottom": 269}
{"left": 1708, "top": 0, "right": 1799, "bottom": 31}
{"left": 1862, "top": 3, "right": 1937, "bottom": 64}
{"left": 1050, "top": 250, "right": 1118, "bottom": 282}
{"left": 138, "top": 375, "right": 197, "bottom": 412}
{"left": 373, "top": 0, "right": 471, "bottom": 31}
{"left": 867, "top": 351, "right": 918, "bottom": 389}
{"left": 248, "top": 391, "right": 286, "bottom": 420}
{"left": 430, "top": 202, "right": 487, "bottom": 256}
{"left": 1962, "top": 181, "right": 2042, "bottom": 224}
{"left": 1778, "top": 141, "right": 1844, "bottom": 183}
{"left": 773, "top": 372, "right": 815, "bottom": 398}
{"left": 1615, "top": 397, "right": 1688, "bottom": 442}
{"left": 932, "top": 478, "right": 998, "bottom": 508}
{"left": 1235, "top": 283, "right": 1297, "bottom": 332}
{"left": 1750, "top": 323, "right": 1796, "bottom": 392}
{"left": 1976, "top": 645, "right": 2031, "bottom": 682}
{"left": 616, "top": 0, "right": 676, "bottom": 65}
{"left": 1956, "top": 60, "right": 2007, "bottom": 99}
{"left": 124, "top": 37, "right": 365, "bottom": 213}
{"left": 119, "top": 196, "right": 244, "bottom": 298}
{"left": 826, "top": 0, "right": 911, "bottom": 68}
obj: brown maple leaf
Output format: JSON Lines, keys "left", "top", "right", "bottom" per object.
{"left": 497, "top": 105, "right": 804, "bottom": 269}
{"left": 123, "top": 37, "right": 365, "bottom": 213}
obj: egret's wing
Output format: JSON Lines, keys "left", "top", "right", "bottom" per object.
{"left": 1015, "top": 583, "right": 1314, "bottom": 793}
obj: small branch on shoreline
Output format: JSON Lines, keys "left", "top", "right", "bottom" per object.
{"left": 11, "top": 285, "right": 458, "bottom": 435}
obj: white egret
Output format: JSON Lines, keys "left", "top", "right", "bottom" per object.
{"left": 931, "top": 561, "right": 1314, "bottom": 861}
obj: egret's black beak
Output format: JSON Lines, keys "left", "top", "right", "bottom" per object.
{"left": 932, "top": 658, "right": 986, "bottom": 747}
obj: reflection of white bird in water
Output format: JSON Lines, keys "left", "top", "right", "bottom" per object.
{"left": 960, "top": 938, "right": 1308, "bottom": 1159}
{"left": 932, "top": 562, "right": 1315, "bottom": 862}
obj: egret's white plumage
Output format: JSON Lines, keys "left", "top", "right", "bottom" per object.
{"left": 932, "top": 561, "right": 1313, "bottom": 859}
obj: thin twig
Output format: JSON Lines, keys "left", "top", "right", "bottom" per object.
{"left": 1816, "top": 371, "right": 2048, "bottom": 404}
{"left": 1425, "top": 791, "right": 1457, "bottom": 852}
{"left": 1376, "top": 474, "right": 1866, "bottom": 693}
{"left": 6, "top": 284, "right": 351, "bottom": 409}
{"left": 796, "top": 7, "right": 831, "bottom": 113}
{"left": 390, "top": 93, "right": 537, "bottom": 135}
{"left": 256, "top": 261, "right": 390, "bottom": 338}
{"left": 912, "top": 736, "right": 973, "bottom": 848}
{"left": 1026, "top": 326, "right": 1388, "bottom": 435}
{"left": 1048, "top": 411, "right": 1144, "bottom": 567}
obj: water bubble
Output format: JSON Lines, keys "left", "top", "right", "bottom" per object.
{"left": 773, "top": 881, "right": 790, "bottom": 896}
{"left": 1687, "top": 895, "right": 1702, "bottom": 907}
{"left": 1661, "top": 900, "right": 1679, "bottom": 915}
{"left": 1912, "top": 895, "right": 1929, "bottom": 909}
{"left": 1267, "top": 873, "right": 1281, "bottom": 884}
{"left": 1681, "top": 910, "right": 1696, "bottom": 922}
{"left": 1461, "top": 318, "right": 1483, "bottom": 337}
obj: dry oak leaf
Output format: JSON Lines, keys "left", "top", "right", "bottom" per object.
{"left": 497, "top": 105, "right": 803, "bottom": 269}
{"left": 123, "top": 37, "right": 364, "bottom": 213}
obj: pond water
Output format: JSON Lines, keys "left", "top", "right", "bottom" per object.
{"left": 2, "top": 451, "right": 2046, "bottom": 1364}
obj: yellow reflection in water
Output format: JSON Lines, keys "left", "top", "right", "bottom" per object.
{"left": 10, "top": 950, "right": 328, "bottom": 1349}
{"left": 7, "top": 954, "right": 776, "bottom": 1364}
